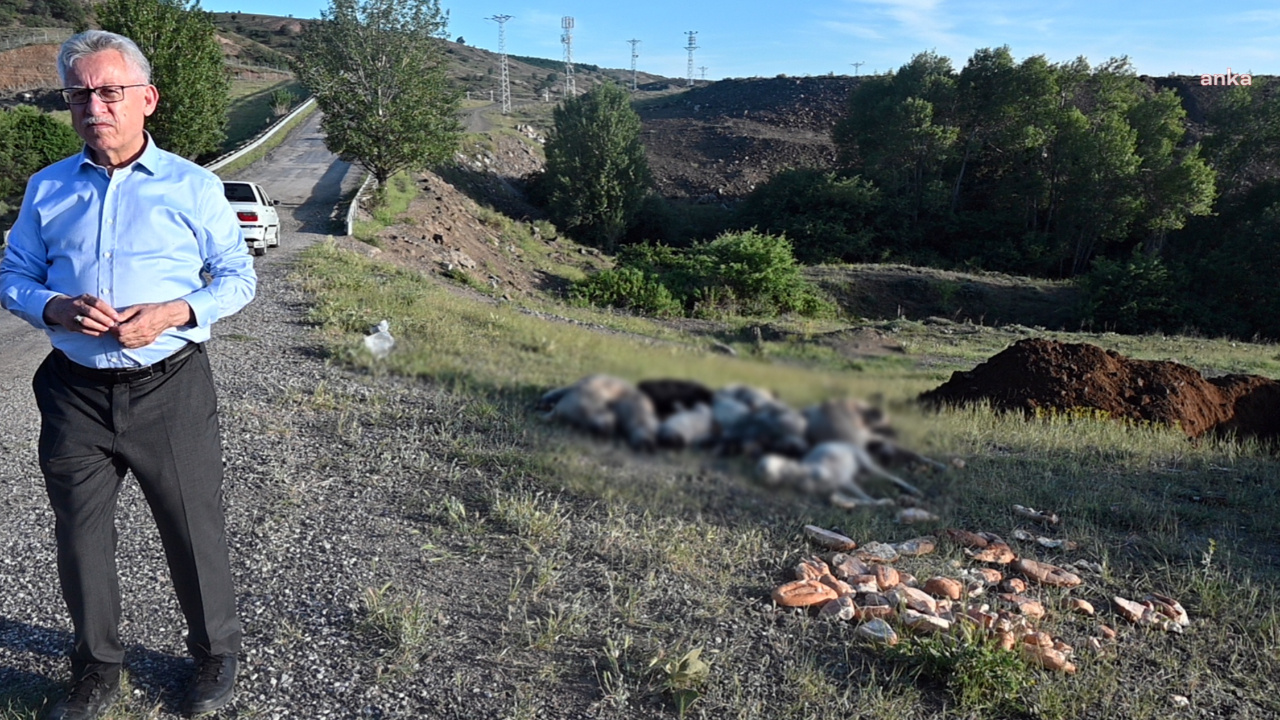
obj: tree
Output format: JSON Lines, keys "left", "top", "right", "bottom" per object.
{"left": 98, "top": 0, "right": 230, "bottom": 159}
{"left": 0, "top": 106, "right": 82, "bottom": 199}
{"left": 292, "top": 0, "right": 460, "bottom": 195}
{"left": 543, "top": 82, "right": 651, "bottom": 251}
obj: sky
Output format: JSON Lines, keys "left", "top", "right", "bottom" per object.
{"left": 197, "top": 0, "right": 1280, "bottom": 81}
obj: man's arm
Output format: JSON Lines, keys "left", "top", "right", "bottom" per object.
{"left": 0, "top": 185, "right": 62, "bottom": 330}
{"left": 181, "top": 174, "right": 257, "bottom": 326}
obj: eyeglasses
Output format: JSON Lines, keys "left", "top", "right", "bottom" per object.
{"left": 60, "top": 84, "right": 148, "bottom": 105}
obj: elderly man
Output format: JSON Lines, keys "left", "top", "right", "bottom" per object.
{"left": 0, "top": 31, "right": 255, "bottom": 719}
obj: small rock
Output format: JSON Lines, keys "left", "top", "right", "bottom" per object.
{"left": 804, "top": 525, "right": 857, "bottom": 551}
{"left": 1144, "top": 593, "right": 1190, "bottom": 627}
{"left": 794, "top": 556, "right": 831, "bottom": 581}
{"left": 1112, "top": 596, "right": 1148, "bottom": 624}
{"left": 1065, "top": 598, "right": 1095, "bottom": 616}
{"left": 827, "top": 553, "right": 871, "bottom": 580}
{"left": 922, "top": 577, "right": 963, "bottom": 600}
{"left": 819, "top": 575, "right": 855, "bottom": 597}
{"left": 854, "top": 618, "right": 899, "bottom": 646}
{"left": 1012, "top": 558, "right": 1082, "bottom": 588}
{"left": 818, "top": 595, "right": 857, "bottom": 621}
{"left": 855, "top": 541, "right": 900, "bottom": 564}
{"left": 966, "top": 542, "right": 1017, "bottom": 565}
{"left": 894, "top": 536, "right": 937, "bottom": 557}
{"left": 852, "top": 603, "right": 896, "bottom": 621}
{"left": 1171, "top": 695, "right": 1190, "bottom": 708}
{"left": 1012, "top": 504, "right": 1060, "bottom": 526}
{"left": 873, "top": 565, "right": 900, "bottom": 591}
{"left": 896, "top": 508, "right": 940, "bottom": 524}
{"left": 1020, "top": 644, "right": 1077, "bottom": 673}
{"left": 999, "top": 578, "right": 1028, "bottom": 594}
{"left": 901, "top": 609, "right": 951, "bottom": 634}
{"left": 998, "top": 593, "right": 1046, "bottom": 620}
{"left": 1097, "top": 623, "right": 1117, "bottom": 640}
{"left": 849, "top": 575, "right": 879, "bottom": 594}
{"left": 968, "top": 568, "right": 1003, "bottom": 584}
{"left": 892, "top": 587, "right": 938, "bottom": 615}
{"left": 772, "top": 580, "right": 838, "bottom": 607}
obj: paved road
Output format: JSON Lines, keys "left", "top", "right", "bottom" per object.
{"left": 0, "top": 110, "right": 362, "bottom": 384}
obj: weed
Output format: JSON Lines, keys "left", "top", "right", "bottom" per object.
{"left": 357, "top": 583, "right": 435, "bottom": 671}
{"left": 522, "top": 602, "right": 588, "bottom": 651}
{"left": 886, "top": 626, "right": 1036, "bottom": 718}
{"left": 490, "top": 489, "right": 570, "bottom": 548}
{"left": 649, "top": 646, "right": 710, "bottom": 719}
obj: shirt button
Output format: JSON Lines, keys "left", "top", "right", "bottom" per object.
{"left": 101, "top": 288, "right": 108, "bottom": 294}
{"left": 106, "top": 219, "right": 113, "bottom": 225}
{"left": 104, "top": 251, "right": 112, "bottom": 258}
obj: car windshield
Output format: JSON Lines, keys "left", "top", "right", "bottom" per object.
{"left": 223, "top": 184, "right": 258, "bottom": 203}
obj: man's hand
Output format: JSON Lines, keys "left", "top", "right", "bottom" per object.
{"left": 112, "top": 300, "right": 194, "bottom": 349}
{"left": 43, "top": 294, "right": 122, "bottom": 336}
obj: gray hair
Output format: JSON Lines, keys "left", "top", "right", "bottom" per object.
{"left": 58, "top": 30, "right": 152, "bottom": 87}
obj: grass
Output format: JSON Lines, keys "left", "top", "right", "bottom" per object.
{"left": 211, "top": 97, "right": 317, "bottom": 178}
{"left": 351, "top": 171, "right": 419, "bottom": 246}
{"left": 287, "top": 236, "right": 1280, "bottom": 718}
{"left": 220, "top": 78, "right": 304, "bottom": 153}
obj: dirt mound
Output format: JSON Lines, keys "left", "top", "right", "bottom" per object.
{"left": 919, "top": 338, "right": 1280, "bottom": 441}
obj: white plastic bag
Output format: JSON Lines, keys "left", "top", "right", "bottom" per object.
{"left": 363, "top": 319, "right": 395, "bottom": 359}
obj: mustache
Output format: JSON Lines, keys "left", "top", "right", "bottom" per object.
{"left": 81, "top": 116, "right": 114, "bottom": 128}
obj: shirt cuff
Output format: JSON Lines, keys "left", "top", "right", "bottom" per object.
{"left": 182, "top": 289, "right": 217, "bottom": 329}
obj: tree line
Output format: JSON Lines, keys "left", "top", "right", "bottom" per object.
{"left": 542, "top": 48, "right": 1280, "bottom": 338}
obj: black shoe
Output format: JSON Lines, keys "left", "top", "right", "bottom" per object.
{"left": 46, "top": 670, "right": 121, "bottom": 720}
{"left": 183, "top": 654, "right": 237, "bottom": 716}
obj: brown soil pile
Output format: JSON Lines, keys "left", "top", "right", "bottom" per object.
{"left": 919, "top": 338, "right": 1280, "bottom": 441}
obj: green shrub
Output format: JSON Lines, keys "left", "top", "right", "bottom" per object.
{"left": 572, "top": 230, "right": 834, "bottom": 318}
{"left": 0, "top": 106, "right": 82, "bottom": 199}
{"left": 734, "top": 169, "right": 881, "bottom": 264}
{"left": 570, "top": 266, "right": 682, "bottom": 317}
{"left": 1077, "top": 248, "right": 1182, "bottom": 333}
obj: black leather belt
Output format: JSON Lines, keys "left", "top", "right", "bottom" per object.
{"left": 57, "top": 342, "right": 202, "bottom": 384}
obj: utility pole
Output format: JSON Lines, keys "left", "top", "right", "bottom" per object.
{"left": 851, "top": 61, "right": 864, "bottom": 76}
{"left": 628, "top": 38, "right": 641, "bottom": 91}
{"left": 487, "top": 14, "right": 512, "bottom": 114}
{"left": 561, "top": 16, "right": 576, "bottom": 98}
{"left": 684, "top": 31, "right": 698, "bottom": 88}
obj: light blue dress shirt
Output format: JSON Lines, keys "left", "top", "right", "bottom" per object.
{"left": 0, "top": 135, "right": 256, "bottom": 368}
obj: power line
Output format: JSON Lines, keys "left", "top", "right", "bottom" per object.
{"left": 684, "top": 31, "right": 698, "bottom": 88}
{"left": 487, "top": 14, "right": 512, "bottom": 114}
{"left": 627, "top": 38, "right": 641, "bottom": 91}
{"left": 561, "top": 17, "right": 576, "bottom": 98}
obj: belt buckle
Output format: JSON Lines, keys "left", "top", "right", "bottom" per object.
{"left": 128, "top": 366, "right": 156, "bottom": 383}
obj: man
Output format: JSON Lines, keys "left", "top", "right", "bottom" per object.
{"left": 0, "top": 30, "right": 255, "bottom": 719}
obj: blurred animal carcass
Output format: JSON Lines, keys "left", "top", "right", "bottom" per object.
{"left": 537, "top": 375, "right": 946, "bottom": 505}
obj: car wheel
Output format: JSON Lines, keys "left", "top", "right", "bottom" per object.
{"left": 253, "top": 246, "right": 266, "bottom": 257}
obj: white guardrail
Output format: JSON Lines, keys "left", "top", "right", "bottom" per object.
{"left": 345, "top": 172, "right": 374, "bottom": 236}
{"left": 204, "top": 96, "right": 316, "bottom": 173}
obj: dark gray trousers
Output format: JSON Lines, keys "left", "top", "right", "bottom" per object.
{"left": 32, "top": 345, "right": 241, "bottom": 676}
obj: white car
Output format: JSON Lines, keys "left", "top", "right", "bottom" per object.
{"left": 223, "top": 181, "right": 280, "bottom": 257}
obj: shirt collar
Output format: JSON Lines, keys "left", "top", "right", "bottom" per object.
{"left": 77, "top": 131, "right": 160, "bottom": 175}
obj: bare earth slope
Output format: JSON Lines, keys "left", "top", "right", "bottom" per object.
{"left": 637, "top": 76, "right": 860, "bottom": 199}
